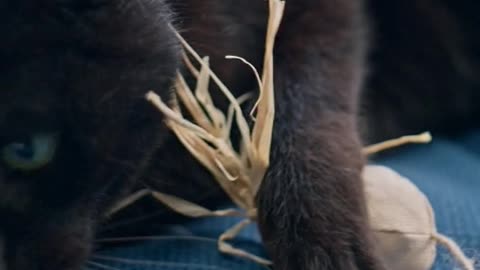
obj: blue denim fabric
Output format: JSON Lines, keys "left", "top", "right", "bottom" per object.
{"left": 95, "top": 131, "right": 480, "bottom": 270}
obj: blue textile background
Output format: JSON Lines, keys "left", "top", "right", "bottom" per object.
{"left": 94, "top": 131, "right": 480, "bottom": 270}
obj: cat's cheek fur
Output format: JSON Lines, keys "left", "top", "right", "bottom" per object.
{"left": 5, "top": 210, "right": 95, "bottom": 270}
{"left": 0, "top": 1, "right": 181, "bottom": 269}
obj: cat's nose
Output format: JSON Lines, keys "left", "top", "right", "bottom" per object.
{"left": 0, "top": 234, "right": 6, "bottom": 270}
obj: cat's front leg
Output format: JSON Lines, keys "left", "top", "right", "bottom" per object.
{"left": 255, "top": 1, "right": 385, "bottom": 269}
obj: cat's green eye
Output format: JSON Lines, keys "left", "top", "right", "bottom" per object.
{"left": 2, "top": 133, "right": 58, "bottom": 171}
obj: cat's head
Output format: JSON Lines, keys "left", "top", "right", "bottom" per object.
{"left": 0, "top": 1, "right": 180, "bottom": 269}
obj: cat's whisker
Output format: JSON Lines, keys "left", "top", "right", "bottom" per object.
{"left": 91, "top": 255, "right": 226, "bottom": 270}
{"left": 99, "top": 210, "right": 165, "bottom": 232}
{"left": 95, "top": 235, "right": 217, "bottom": 243}
{"left": 87, "top": 260, "right": 122, "bottom": 270}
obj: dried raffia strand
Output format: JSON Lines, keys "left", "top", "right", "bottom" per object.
{"left": 182, "top": 51, "right": 200, "bottom": 78}
{"left": 174, "top": 72, "right": 213, "bottom": 132}
{"left": 218, "top": 219, "right": 273, "bottom": 266}
{"left": 363, "top": 132, "right": 432, "bottom": 155}
{"left": 107, "top": 189, "right": 150, "bottom": 217}
{"left": 224, "top": 93, "right": 253, "bottom": 141}
{"left": 194, "top": 57, "right": 227, "bottom": 131}
{"left": 107, "top": 189, "right": 243, "bottom": 219}
{"left": 432, "top": 233, "right": 475, "bottom": 270}
{"left": 225, "top": 55, "right": 264, "bottom": 120}
{"left": 151, "top": 191, "right": 242, "bottom": 218}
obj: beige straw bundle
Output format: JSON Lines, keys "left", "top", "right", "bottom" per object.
{"left": 109, "top": 0, "right": 285, "bottom": 265}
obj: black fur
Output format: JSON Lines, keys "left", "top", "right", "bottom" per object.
{"left": 1, "top": 0, "right": 479, "bottom": 270}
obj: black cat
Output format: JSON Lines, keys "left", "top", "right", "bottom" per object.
{"left": 1, "top": 0, "right": 479, "bottom": 270}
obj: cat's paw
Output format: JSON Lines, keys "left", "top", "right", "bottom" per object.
{"left": 270, "top": 236, "right": 386, "bottom": 270}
